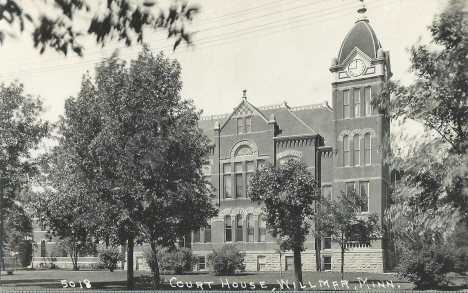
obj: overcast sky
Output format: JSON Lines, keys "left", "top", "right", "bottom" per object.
{"left": 0, "top": 0, "right": 445, "bottom": 124}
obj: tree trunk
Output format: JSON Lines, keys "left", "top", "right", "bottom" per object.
{"left": 127, "top": 236, "right": 134, "bottom": 290}
{"left": 150, "top": 242, "right": 161, "bottom": 290}
{"left": 293, "top": 245, "right": 303, "bottom": 290}
{"left": 341, "top": 246, "right": 345, "bottom": 281}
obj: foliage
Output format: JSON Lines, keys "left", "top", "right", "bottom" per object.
{"left": 16, "top": 240, "right": 33, "bottom": 267}
{"left": 206, "top": 245, "right": 246, "bottom": 276}
{"left": 0, "top": 0, "right": 201, "bottom": 56}
{"left": 0, "top": 81, "right": 50, "bottom": 262}
{"left": 248, "top": 158, "right": 319, "bottom": 286}
{"left": 135, "top": 274, "right": 155, "bottom": 285}
{"left": 98, "top": 247, "right": 125, "bottom": 272}
{"left": 142, "top": 245, "right": 197, "bottom": 275}
{"left": 51, "top": 238, "right": 96, "bottom": 270}
{"left": 51, "top": 46, "right": 217, "bottom": 289}
{"left": 315, "top": 191, "right": 380, "bottom": 280}
{"left": 372, "top": 0, "right": 468, "bottom": 222}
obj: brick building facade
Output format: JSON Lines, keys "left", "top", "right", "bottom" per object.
{"left": 192, "top": 4, "right": 393, "bottom": 273}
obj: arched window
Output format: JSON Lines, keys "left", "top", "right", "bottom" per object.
{"left": 343, "top": 135, "right": 350, "bottom": 166}
{"left": 236, "top": 215, "right": 243, "bottom": 242}
{"left": 353, "top": 134, "right": 360, "bottom": 166}
{"left": 364, "top": 133, "right": 371, "bottom": 165}
{"left": 258, "top": 214, "right": 266, "bottom": 242}
{"left": 41, "top": 240, "right": 46, "bottom": 257}
{"left": 247, "top": 214, "right": 255, "bottom": 242}
{"left": 225, "top": 216, "right": 232, "bottom": 242}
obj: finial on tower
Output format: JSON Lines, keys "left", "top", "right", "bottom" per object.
{"left": 356, "top": 0, "right": 368, "bottom": 23}
{"left": 243, "top": 89, "right": 247, "bottom": 99}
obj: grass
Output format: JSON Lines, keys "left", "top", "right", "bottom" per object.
{"left": 1, "top": 269, "right": 466, "bottom": 291}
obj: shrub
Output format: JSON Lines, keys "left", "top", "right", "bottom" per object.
{"left": 207, "top": 245, "right": 245, "bottom": 275}
{"left": 98, "top": 247, "right": 125, "bottom": 272}
{"left": 143, "top": 246, "right": 197, "bottom": 274}
{"left": 396, "top": 244, "right": 453, "bottom": 289}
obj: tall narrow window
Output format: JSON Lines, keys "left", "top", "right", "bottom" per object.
{"left": 41, "top": 240, "right": 46, "bottom": 257}
{"left": 223, "top": 164, "right": 232, "bottom": 199}
{"left": 353, "top": 134, "right": 360, "bottom": 166}
{"left": 322, "top": 185, "right": 332, "bottom": 200}
{"left": 193, "top": 230, "right": 200, "bottom": 243}
{"left": 237, "top": 117, "right": 243, "bottom": 134}
{"left": 258, "top": 214, "right": 266, "bottom": 242}
{"left": 235, "top": 162, "right": 243, "bottom": 198}
{"left": 204, "top": 222, "right": 211, "bottom": 243}
{"left": 360, "top": 182, "right": 369, "bottom": 213}
{"left": 246, "top": 161, "right": 254, "bottom": 195}
{"left": 364, "top": 133, "right": 371, "bottom": 165}
{"left": 343, "top": 90, "right": 350, "bottom": 119}
{"left": 324, "top": 234, "right": 332, "bottom": 250}
{"left": 343, "top": 135, "right": 350, "bottom": 167}
{"left": 236, "top": 215, "right": 243, "bottom": 242}
{"left": 364, "top": 86, "right": 371, "bottom": 116}
{"left": 345, "top": 182, "right": 355, "bottom": 196}
{"left": 225, "top": 216, "right": 232, "bottom": 242}
{"left": 323, "top": 256, "right": 332, "bottom": 271}
{"left": 198, "top": 256, "right": 206, "bottom": 270}
{"left": 246, "top": 117, "right": 252, "bottom": 133}
{"left": 353, "top": 88, "right": 360, "bottom": 117}
{"left": 247, "top": 214, "right": 254, "bottom": 242}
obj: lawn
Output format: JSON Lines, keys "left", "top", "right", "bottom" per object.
{"left": 1, "top": 269, "right": 466, "bottom": 291}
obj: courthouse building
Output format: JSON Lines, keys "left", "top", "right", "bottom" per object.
{"left": 192, "top": 4, "right": 393, "bottom": 273}
{"left": 32, "top": 4, "right": 393, "bottom": 272}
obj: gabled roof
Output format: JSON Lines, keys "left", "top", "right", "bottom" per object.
{"left": 219, "top": 98, "right": 269, "bottom": 131}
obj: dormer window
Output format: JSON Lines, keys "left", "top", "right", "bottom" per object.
{"left": 246, "top": 117, "right": 252, "bottom": 133}
{"left": 237, "top": 118, "right": 243, "bottom": 134}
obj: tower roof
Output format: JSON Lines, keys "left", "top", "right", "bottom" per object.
{"left": 337, "top": 4, "right": 381, "bottom": 65}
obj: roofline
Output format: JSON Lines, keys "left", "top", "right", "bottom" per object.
{"left": 273, "top": 133, "right": 318, "bottom": 141}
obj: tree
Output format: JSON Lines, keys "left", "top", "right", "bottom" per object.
{"left": 373, "top": 0, "right": 468, "bottom": 222}
{"left": 315, "top": 191, "right": 380, "bottom": 280}
{"left": 54, "top": 46, "right": 217, "bottom": 288}
{"left": 0, "top": 0, "right": 201, "bottom": 56}
{"left": 0, "top": 81, "right": 50, "bottom": 270}
{"left": 248, "top": 159, "right": 319, "bottom": 288}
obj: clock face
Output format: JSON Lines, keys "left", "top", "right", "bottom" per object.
{"left": 348, "top": 59, "right": 366, "bottom": 77}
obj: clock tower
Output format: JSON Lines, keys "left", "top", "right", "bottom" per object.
{"left": 328, "top": 1, "right": 393, "bottom": 271}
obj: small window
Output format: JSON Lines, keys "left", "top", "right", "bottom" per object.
{"left": 324, "top": 235, "right": 332, "bottom": 250}
{"left": 198, "top": 256, "right": 206, "bottom": 270}
{"left": 225, "top": 216, "right": 232, "bottom": 242}
{"left": 257, "top": 256, "right": 266, "bottom": 271}
{"left": 237, "top": 117, "right": 243, "bottom": 134}
{"left": 258, "top": 214, "right": 266, "bottom": 242}
{"left": 343, "top": 135, "right": 350, "bottom": 167}
{"left": 236, "top": 215, "right": 243, "bottom": 242}
{"left": 323, "top": 256, "right": 332, "bottom": 271}
{"left": 360, "top": 182, "right": 369, "bottom": 213}
{"left": 353, "top": 134, "right": 360, "bottom": 166}
{"left": 345, "top": 182, "right": 355, "bottom": 196}
{"left": 322, "top": 185, "right": 332, "bottom": 200}
{"left": 364, "top": 86, "right": 371, "bottom": 116}
{"left": 204, "top": 222, "right": 211, "bottom": 243}
{"left": 41, "top": 240, "right": 46, "bottom": 257}
{"left": 247, "top": 214, "right": 254, "bottom": 242}
{"left": 353, "top": 88, "right": 360, "bottom": 117}
{"left": 285, "top": 256, "right": 294, "bottom": 271}
{"left": 343, "top": 90, "right": 350, "bottom": 119}
{"left": 246, "top": 117, "right": 252, "bottom": 133}
{"left": 364, "top": 133, "right": 371, "bottom": 165}
{"left": 193, "top": 230, "right": 200, "bottom": 243}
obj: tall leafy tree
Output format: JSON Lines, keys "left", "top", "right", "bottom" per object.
{"left": 248, "top": 159, "right": 319, "bottom": 289}
{"left": 315, "top": 191, "right": 380, "bottom": 280}
{"left": 0, "top": 0, "right": 201, "bottom": 56}
{"left": 0, "top": 82, "right": 50, "bottom": 267}
{"left": 53, "top": 46, "right": 217, "bottom": 288}
{"left": 373, "top": 0, "right": 468, "bottom": 222}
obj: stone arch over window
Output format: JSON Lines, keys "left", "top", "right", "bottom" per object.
{"left": 230, "top": 140, "right": 258, "bottom": 158}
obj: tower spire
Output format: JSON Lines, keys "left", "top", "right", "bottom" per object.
{"left": 356, "top": 0, "right": 369, "bottom": 23}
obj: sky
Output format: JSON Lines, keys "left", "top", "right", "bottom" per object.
{"left": 0, "top": 0, "right": 446, "bottom": 125}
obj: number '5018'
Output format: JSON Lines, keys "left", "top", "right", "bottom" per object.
{"left": 61, "top": 279, "right": 91, "bottom": 288}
